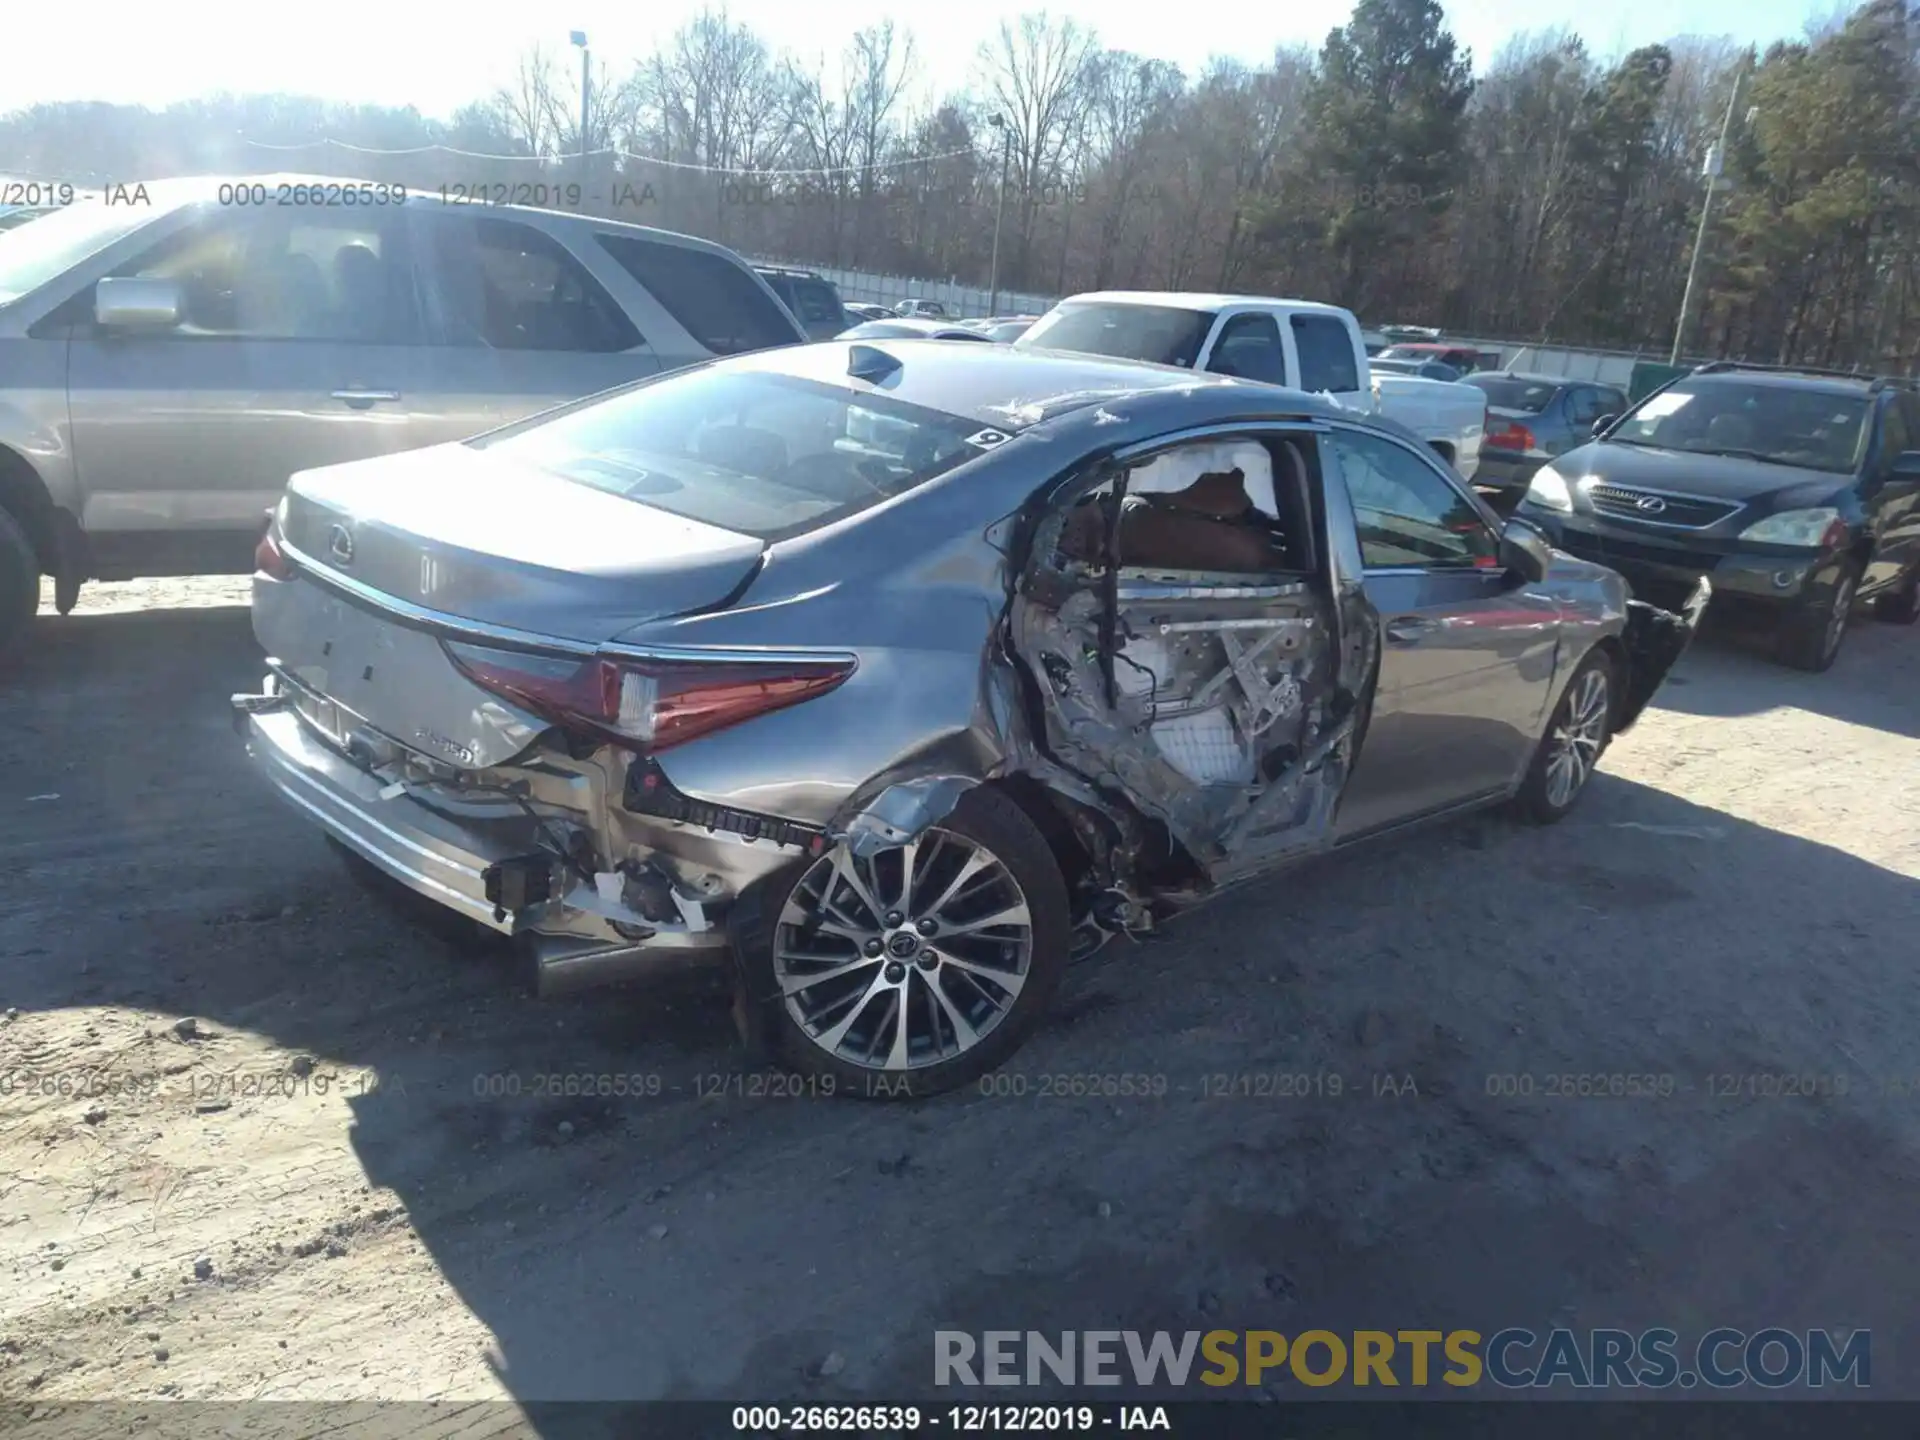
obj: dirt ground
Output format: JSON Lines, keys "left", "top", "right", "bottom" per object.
{"left": 2, "top": 574, "right": 1918, "bottom": 1412}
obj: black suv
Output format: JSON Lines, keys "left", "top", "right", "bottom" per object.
{"left": 1516, "top": 363, "right": 1920, "bottom": 671}
{"left": 753, "top": 266, "right": 848, "bottom": 342}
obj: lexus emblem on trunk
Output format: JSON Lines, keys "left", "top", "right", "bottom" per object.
{"left": 328, "top": 525, "right": 355, "bottom": 563}
{"left": 1635, "top": 495, "right": 1668, "bottom": 515}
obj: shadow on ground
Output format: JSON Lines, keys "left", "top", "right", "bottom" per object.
{"left": 5, "top": 604, "right": 1918, "bottom": 1416}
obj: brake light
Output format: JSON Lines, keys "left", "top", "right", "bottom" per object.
{"left": 444, "top": 641, "right": 855, "bottom": 753}
{"left": 1484, "top": 421, "right": 1538, "bottom": 452}
{"left": 254, "top": 527, "right": 295, "bottom": 580}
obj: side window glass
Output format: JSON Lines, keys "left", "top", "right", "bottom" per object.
{"left": 1565, "top": 388, "right": 1599, "bottom": 424}
{"left": 1206, "top": 314, "right": 1287, "bottom": 385}
{"left": 791, "top": 281, "right": 842, "bottom": 325}
{"left": 598, "top": 234, "right": 799, "bottom": 354}
{"left": 116, "top": 209, "right": 415, "bottom": 342}
{"left": 426, "top": 215, "right": 639, "bottom": 353}
{"left": 1879, "top": 401, "right": 1911, "bottom": 474}
{"left": 1901, "top": 396, "right": 1920, "bottom": 454}
{"left": 1328, "top": 429, "right": 1500, "bottom": 571}
{"left": 1291, "top": 315, "right": 1361, "bottom": 393}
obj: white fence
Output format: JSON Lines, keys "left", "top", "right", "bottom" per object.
{"left": 1447, "top": 339, "right": 1677, "bottom": 388}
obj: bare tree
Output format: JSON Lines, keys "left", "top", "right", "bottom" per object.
{"left": 1079, "top": 54, "right": 1182, "bottom": 287}
{"left": 492, "top": 47, "right": 566, "bottom": 158}
{"left": 976, "top": 12, "right": 1099, "bottom": 288}
{"left": 847, "top": 23, "right": 917, "bottom": 264}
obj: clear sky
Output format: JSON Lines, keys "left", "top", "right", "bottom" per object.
{"left": 7, "top": 0, "right": 1833, "bottom": 123}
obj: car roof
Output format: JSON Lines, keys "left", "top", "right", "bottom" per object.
{"left": 1057, "top": 290, "right": 1354, "bottom": 319}
{"left": 1682, "top": 369, "right": 1879, "bottom": 396}
{"left": 82, "top": 173, "right": 753, "bottom": 258}
{"left": 725, "top": 338, "right": 1339, "bottom": 431}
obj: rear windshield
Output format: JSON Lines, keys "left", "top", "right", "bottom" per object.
{"left": 1610, "top": 381, "right": 1871, "bottom": 473}
{"left": 1018, "top": 302, "right": 1215, "bottom": 368}
{"left": 1469, "top": 376, "right": 1562, "bottom": 413}
{"left": 475, "top": 368, "right": 990, "bottom": 541}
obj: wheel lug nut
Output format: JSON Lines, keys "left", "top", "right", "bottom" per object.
{"left": 917, "top": 952, "right": 938, "bottom": 970}
{"left": 885, "top": 911, "right": 904, "bottom": 928}
{"left": 863, "top": 938, "right": 883, "bottom": 958}
{"left": 916, "top": 918, "right": 937, "bottom": 936}
{"left": 884, "top": 962, "right": 906, "bottom": 983}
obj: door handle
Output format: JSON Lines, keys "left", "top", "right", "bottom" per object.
{"left": 332, "top": 388, "right": 401, "bottom": 409}
{"left": 1385, "top": 616, "right": 1438, "bottom": 644}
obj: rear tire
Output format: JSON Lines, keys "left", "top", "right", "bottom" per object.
{"left": 733, "top": 787, "right": 1070, "bottom": 1099}
{"left": 1512, "top": 650, "right": 1615, "bottom": 825}
{"left": 1777, "top": 562, "right": 1858, "bottom": 672}
{"left": 0, "top": 507, "right": 40, "bottom": 663}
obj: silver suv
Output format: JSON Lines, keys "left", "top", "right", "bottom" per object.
{"left": 0, "top": 175, "right": 805, "bottom": 656}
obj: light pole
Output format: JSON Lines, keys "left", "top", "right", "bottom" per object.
{"left": 987, "top": 113, "right": 1011, "bottom": 317}
{"left": 1670, "top": 56, "right": 1750, "bottom": 366}
{"left": 570, "top": 31, "right": 591, "bottom": 172}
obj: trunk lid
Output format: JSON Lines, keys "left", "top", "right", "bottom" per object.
{"left": 260, "top": 443, "right": 766, "bottom": 770}
{"left": 279, "top": 443, "right": 765, "bottom": 643}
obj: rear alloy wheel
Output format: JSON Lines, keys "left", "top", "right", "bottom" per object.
{"left": 1778, "top": 563, "right": 1858, "bottom": 672}
{"left": 1513, "top": 653, "right": 1614, "bottom": 825}
{"left": 752, "top": 790, "right": 1068, "bottom": 1098}
{"left": 0, "top": 507, "right": 40, "bottom": 664}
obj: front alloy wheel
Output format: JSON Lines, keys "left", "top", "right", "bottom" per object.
{"left": 746, "top": 789, "right": 1069, "bottom": 1096}
{"left": 1545, "top": 666, "right": 1610, "bottom": 810}
{"left": 1779, "top": 565, "right": 1857, "bottom": 672}
{"left": 1514, "top": 652, "right": 1614, "bottom": 824}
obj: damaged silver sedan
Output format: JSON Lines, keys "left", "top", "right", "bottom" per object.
{"left": 233, "top": 340, "right": 1708, "bottom": 1096}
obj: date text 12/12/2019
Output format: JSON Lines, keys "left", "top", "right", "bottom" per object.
{"left": 730, "top": 1404, "right": 1173, "bottom": 1431}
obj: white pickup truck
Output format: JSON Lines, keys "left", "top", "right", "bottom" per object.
{"left": 1015, "top": 292, "right": 1486, "bottom": 481}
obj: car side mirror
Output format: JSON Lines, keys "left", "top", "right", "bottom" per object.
{"left": 1500, "top": 516, "right": 1552, "bottom": 584}
{"left": 1892, "top": 450, "right": 1920, "bottom": 480}
{"left": 95, "top": 276, "right": 183, "bottom": 331}
{"left": 1591, "top": 414, "right": 1619, "bottom": 437}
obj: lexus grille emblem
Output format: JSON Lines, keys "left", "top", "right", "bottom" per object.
{"left": 328, "top": 524, "right": 355, "bottom": 563}
{"left": 1634, "top": 495, "right": 1668, "bottom": 514}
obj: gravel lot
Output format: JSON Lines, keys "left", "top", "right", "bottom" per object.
{"left": 2, "top": 574, "right": 1917, "bottom": 1409}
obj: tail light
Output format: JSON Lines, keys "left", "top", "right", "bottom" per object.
{"left": 1485, "top": 421, "right": 1538, "bottom": 452}
{"left": 254, "top": 527, "right": 296, "bottom": 580}
{"left": 444, "top": 641, "right": 855, "bottom": 753}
